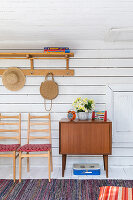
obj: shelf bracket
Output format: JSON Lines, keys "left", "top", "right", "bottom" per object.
{"left": 65, "top": 55, "right": 69, "bottom": 70}
{"left": 30, "top": 58, "right": 34, "bottom": 75}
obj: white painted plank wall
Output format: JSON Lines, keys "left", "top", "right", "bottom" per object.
{"left": 0, "top": 48, "right": 133, "bottom": 168}
{"left": 1, "top": 0, "right": 133, "bottom": 41}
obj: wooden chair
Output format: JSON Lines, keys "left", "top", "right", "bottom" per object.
{"left": 0, "top": 113, "right": 21, "bottom": 182}
{"left": 18, "top": 113, "right": 53, "bottom": 182}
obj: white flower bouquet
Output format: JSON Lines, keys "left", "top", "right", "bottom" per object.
{"left": 72, "top": 97, "right": 95, "bottom": 113}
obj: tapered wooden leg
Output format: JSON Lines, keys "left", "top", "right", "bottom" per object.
{"left": 50, "top": 150, "right": 53, "bottom": 172}
{"left": 103, "top": 155, "right": 105, "bottom": 170}
{"left": 62, "top": 154, "right": 66, "bottom": 177}
{"left": 27, "top": 153, "right": 29, "bottom": 172}
{"left": 13, "top": 151, "right": 16, "bottom": 182}
{"left": 64, "top": 155, "right": 67, "bottom": 170}
{"left": 19, "top": 152, "right": 22, "bottom": 183}
{"left": 48, "top": 151, "right": 51, "bottom": 182}
{"left": 104, "top": 155, "right": 108, "bottom": 178}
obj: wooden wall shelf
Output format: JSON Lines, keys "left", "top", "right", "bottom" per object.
{"left": 0, "top": 52, "right": 74, "bottom": 76}
{"left": 0, "top": 52, "right": 74, "bottom": 58}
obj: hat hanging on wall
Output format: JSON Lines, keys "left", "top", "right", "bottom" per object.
{"left": 2, "top": 67, "right": 26, "bottom": 91}
{"left": 40, "top": 72, "right": 59, "bottom": 111}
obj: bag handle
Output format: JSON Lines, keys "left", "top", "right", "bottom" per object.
{"left": 45, "top": 72, "right": 54, "bottom": 81}
{"left": 44, "top": 99, "right": 52, "bottom": 111}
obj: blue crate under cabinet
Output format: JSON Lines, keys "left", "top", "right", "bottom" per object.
{"left": 73, "top": 164, "right": 100, "bottom": 175}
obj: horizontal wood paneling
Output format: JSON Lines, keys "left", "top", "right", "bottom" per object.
{"left": 1, "top": 76, "right": 133, "bottom": 86}
{"left": 0, "top": 85, "right": 105, "bottom": 94}
{"left": 0, "top": 95, "right": 105, "bottom": 104}
{"left": 0, "top": 48, "right": 133, "bottom": 171}
{"left": 0, "top": 104, "right": 105, "bottom": 113}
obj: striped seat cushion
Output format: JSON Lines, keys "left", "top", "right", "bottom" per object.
{"left": 18, "top": 144, "right": 51, "bottom": 152}
{"left": 99, "top": 186, "right": 133, "bottom": 200}
{"left": 0, "top": 144, "right": 20, "bottom": 152}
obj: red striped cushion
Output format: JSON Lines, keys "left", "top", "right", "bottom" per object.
{"left": 18, "top": 144, "right": 51, "bottom": 152}
{"left": 0, "top": 144, "right": 20, "bottom": 152}
{"left": 99, "top": 186, "right": 133, "bottom": 200}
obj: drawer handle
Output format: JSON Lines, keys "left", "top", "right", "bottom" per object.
{"left": 82, "top": 171, "right": 92, "bottom": 174}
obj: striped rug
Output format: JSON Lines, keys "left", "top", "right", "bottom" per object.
{"left": 99, "top": 186, "right": 133, "bottom": 200}
{"left": 0, "top": 179, "right": 133, "bottom": 200}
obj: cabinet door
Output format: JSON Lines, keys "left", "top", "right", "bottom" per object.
{"left": 60, "top": 123, "right": 111, "bottom": 154}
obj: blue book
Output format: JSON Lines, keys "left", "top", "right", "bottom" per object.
{"left": 44, "top": 47, "right": 69, "bottom": 50}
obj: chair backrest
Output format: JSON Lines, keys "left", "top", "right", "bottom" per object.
{"left": 27, "top": 113, "right": 51, "bottom": 144}
{"left": 0, "top": 113, "right": 21, "bottom": 144}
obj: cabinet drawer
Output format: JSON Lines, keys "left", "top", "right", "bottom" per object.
{"left": 60, "top": 123, "right": 111, "bottom": 155}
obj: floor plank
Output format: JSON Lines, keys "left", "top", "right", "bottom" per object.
{"left": 0, "top": 166, "right": 129, "bottom": 180}
{"left": 123, "top": 167, "right": 133, "bottom": 180}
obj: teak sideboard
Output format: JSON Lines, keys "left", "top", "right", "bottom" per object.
{"left": 59, "top": 119, "right": 112, "bottom": 178}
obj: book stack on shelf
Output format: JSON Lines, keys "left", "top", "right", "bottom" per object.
{"left": 44, "top": 47, "right": 70, "bottom": 53}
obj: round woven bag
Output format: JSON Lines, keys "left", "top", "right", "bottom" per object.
{"left": 40, "top": 72, "right": 59, "bottom": 111}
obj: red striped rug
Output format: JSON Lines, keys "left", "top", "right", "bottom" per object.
{"left": 99, "top": 186, "right": 133, "bottom": 200}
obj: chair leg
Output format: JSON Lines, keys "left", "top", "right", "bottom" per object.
{"left": 50, "top": 150, "right": 53, "bottom": 172}
{"left": 48, "top": 151, "right": 51, "bottom": 182}
{"left": 27, "top": 152, "right": 29, "bottom": 172}
{"left": 13, "top": 151, "right": 16, "bottom": 182}
{"left": 19, "top": 152, "right": 22, "bottom": 183}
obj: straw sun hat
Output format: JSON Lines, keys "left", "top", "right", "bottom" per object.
{"left": 2, "top": 67, "right": 26, "bottom": 91}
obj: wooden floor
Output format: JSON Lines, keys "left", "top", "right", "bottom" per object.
{"left": 0, "top": 166, "right": 132, "bottom": 180}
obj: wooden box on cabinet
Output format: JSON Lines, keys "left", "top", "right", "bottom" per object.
{"left": 59, "top": 119, "right": 112, "bottom": 178}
